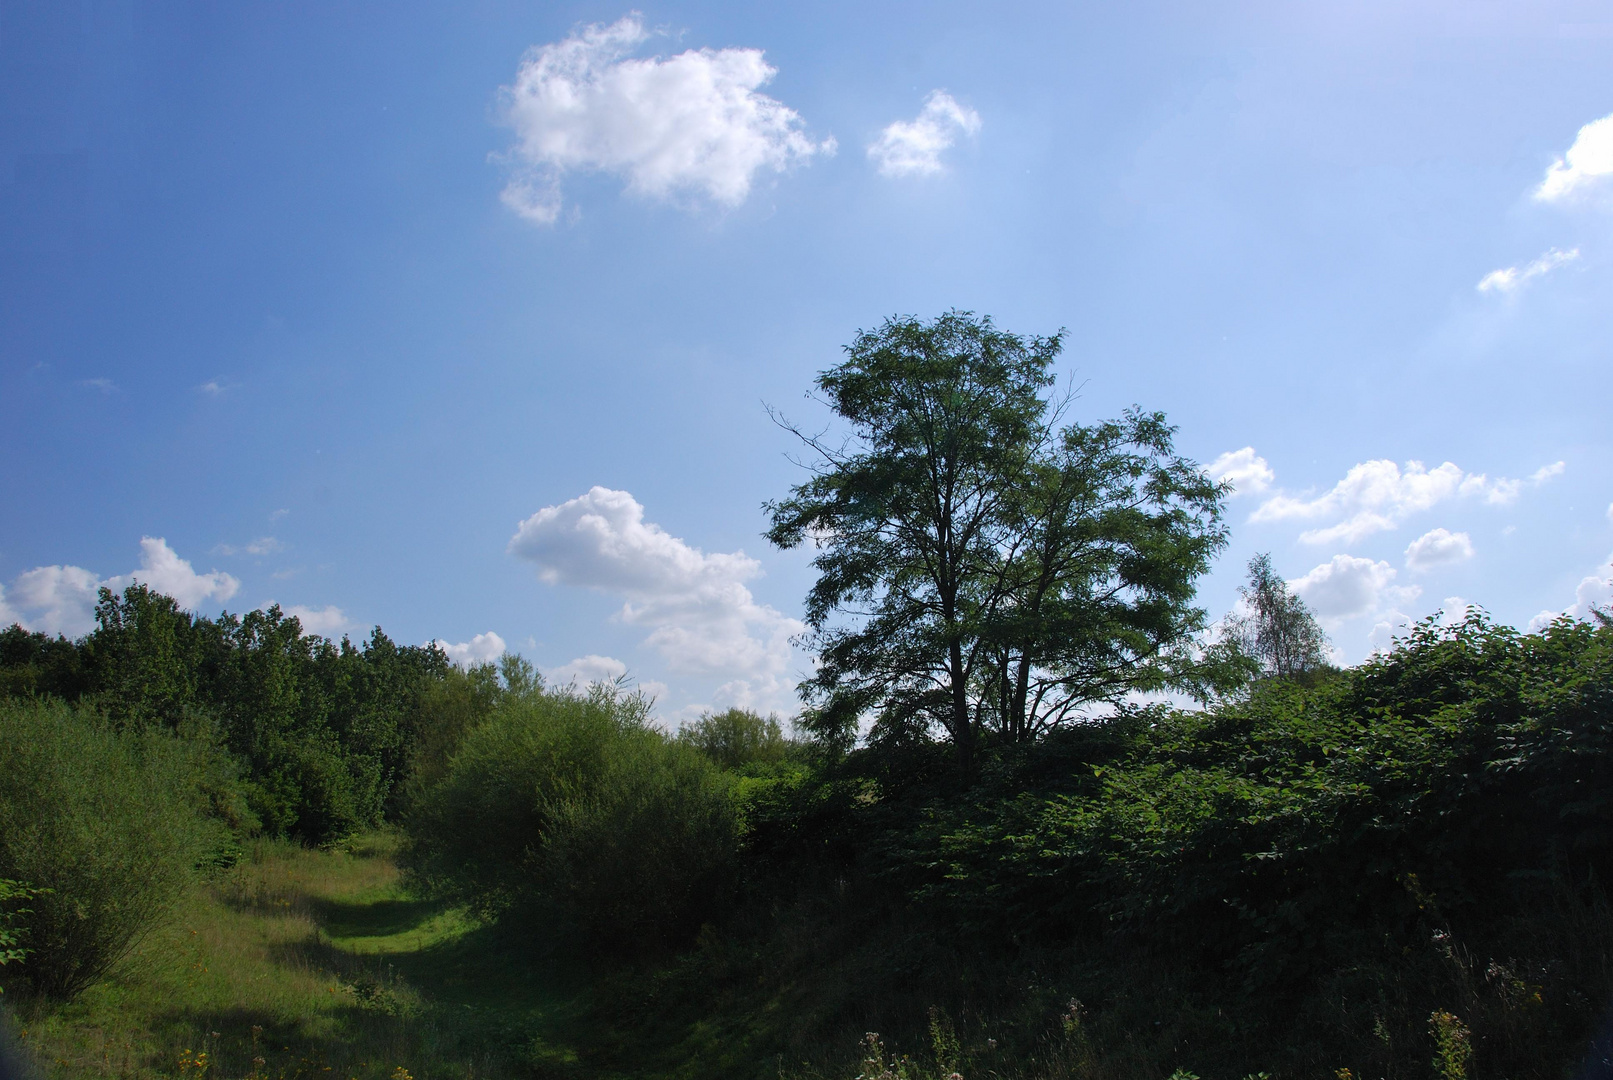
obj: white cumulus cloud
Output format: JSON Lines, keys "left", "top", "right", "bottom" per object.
{"left": 1436, "top": 596, "right": 1480, "bottom": 625}
{"left": 1528, "top": 551, "right": 1613, "bottom": 631}
{"left": 8, "top": 564, "right": 103, "bottom": 637}
{"left": 1250, "top": 458, "right": 1562, "bottom": 546}
{"left": 434, "top": 630, "right": 508, "bottom": 668}
{"left": 285, "top": 604, "right": 354, "bottom": 638}
{"left": 4, "top": 538, "right": 240, "bottom": 638}
{"left": 1536, "top": 111, "right": 1613, "bottom": 202}
{"left": 497, "top": 15, "right": 833, "bottom": 224}
{"left": 1404, "top": 528, "right": 1475, "bottom": 572}
{"left": 545, "top": 653, "right": 629, "bottom": 687}
{"left": 509, "top": 486, "right": 803, "bottom": 704}
{"left": 1206, "top": 447, "right": 1274, "bottom": 497}
{"left": 1477, "top": 247, "right": 1580, "bottom": 293}
{"left": 105, "top": 537, "right": 240, "bottom": 611}
{"left": 1368, "top": 610, "right": 1416, "bottom": 654}
{"left": 1289, "top": 555, "right": 1418, "bottom": 626}
{"left": 867, "top": 90, "right": 982, "bottom": 178}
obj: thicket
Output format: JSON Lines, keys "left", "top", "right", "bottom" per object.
{"left": 376, "top": 607, "right": 1613, "bottom": 1078}
{"left": 906, "top": 611, "right": 1613, "bottom": 1076}
{"left": 404, "top": 681, "right": 752, "bottom": 954}
{"left": 0, "top": 583, "right": 449, "bottom": 845}
{"left": 9, "top": 598, "right": 1613, "bottom": 1074}
{"left": 394, "top": 313, "right": 1613, "bottom": 1076}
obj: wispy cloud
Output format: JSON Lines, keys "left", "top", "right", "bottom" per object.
{"left": 497, "top": 15, "right": 833, "bottom": 224}
{"left": 1477, "top": 247, "right": 1579, "bottom": 293}
{"left": 867, "top": 90, "right": 982, "bottom": 178}
{"left": 544, "top": 653, "right": 627, "bottom": 687}
{"left": 283, "top": 604, "right": 353, "bottom": 637}
{"left": 77, "top": 378, "right": 118, "bottom": 394}
{"left": 214, "top": 536, "right": 285, "bottom": 557}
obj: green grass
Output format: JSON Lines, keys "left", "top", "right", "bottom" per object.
{"left": 9, "top": 831, "right": 599, "bottom": 1080}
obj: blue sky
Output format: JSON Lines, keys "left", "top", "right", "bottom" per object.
{"left": 3, "top": 1, "right": 1612, "bottom": 720}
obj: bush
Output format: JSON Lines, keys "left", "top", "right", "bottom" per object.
{"left": 405, "top": 683, "right": 738, "bottom": 952}
{"left": 903, "top": 612, "right": 1613, "bottom": 1076}
{"left": 677, "top": 707, "right": 792, "bottom": 771}
{"left": 0, "top": 700, "right": 213, "bottom": 999}
{"left": 402, "top": 661, "right": 502, "bottom": 798}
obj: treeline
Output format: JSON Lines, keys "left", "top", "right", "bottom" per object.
{"left": 0, "top": 583, "right": 799, "bottom": 1008}
{"left": 0, "top": 583, "right": 471, "bottom": 1000}
{"left": 2, "top": 583, "right": 450, "bottom": 843}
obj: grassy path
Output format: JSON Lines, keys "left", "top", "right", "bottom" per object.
{"left": 15, "top": 832, "right": 599, "bottom": 1080}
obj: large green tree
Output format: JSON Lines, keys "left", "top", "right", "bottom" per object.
{"left": 766, "top": 311, "right": 1234, "bottom": 765}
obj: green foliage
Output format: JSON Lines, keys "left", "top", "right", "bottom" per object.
{"left": 402, "top": 661, "right": 503, "bottom": 796}
{"left": 405, "top": 683, "right": 739, "bottom": 952}
{"left": 878, "top": 610, "right": 1613, "bottom": 1075}
{"left": 0, "top": 624, "right": 87, "bottom": 701}
{"left": 1225, "top": 552, "right": 1331, "bottom": 680}
{"left": 3, "top": 584, "right": 453, "bottom": 846}
{"left": 0, "top": 879, "right": 41, "bottom": 970}
{"left": 677, "top": 707, "right": 792, "bottom": 771}
{"left": 0, "top": 699, "right": 214, "bottom": 999}
{"left": 766, "top": 311, "right": 1233, "bottom": 763}
{"left": 1429, "top": 1010, "right": 1472, "bottom": 1080}
{"left": 14, "top": 607, "right": 1613, "bottom": 1079}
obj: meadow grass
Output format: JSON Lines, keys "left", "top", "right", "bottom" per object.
{"left": 9, "top": 831, "right": 592, "bottom": 1080}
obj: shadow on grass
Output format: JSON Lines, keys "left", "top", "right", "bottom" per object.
{"left": 238, "top": 917, "right": 598, "bottom": 1078}
{"left": 310, "top": 895, "right": 440, "bottom": 940}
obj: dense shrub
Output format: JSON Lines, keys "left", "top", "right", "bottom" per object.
{"left": 888, "top": 612, "right": 1613, "bottom": 1075}
{"left": 2, "top": 585, "right": 453, "bottom": 846}
{"left": 405, "top": 683, "right": 738, "bottom": 952}
{"left": 678, "top": 707, "right": 793, "bottom": 771}
{"left": 402, "top": 661, "right": 503, "bottom": 798}
{"left": 0, "top": 700, "right": 214, "bottom": 999}
{"left": 0, "top": 625, "right": 86, "bottom": 702}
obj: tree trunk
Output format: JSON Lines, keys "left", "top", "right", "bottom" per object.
{"left": 1012, "top": 653, "right": 1032, "bottom": 742}
{"left": 950, "top": 638, "right": 973, "bottom": 770}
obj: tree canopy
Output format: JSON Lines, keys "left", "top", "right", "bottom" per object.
{"left": 1227, "top": 552, "right": 1332, "bottom": 680}
{"left": 766, "top": 311, "right": 1235, "bottom": 764}
{"left": 2, "top": 583, "right": 452, "bottom": 844}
